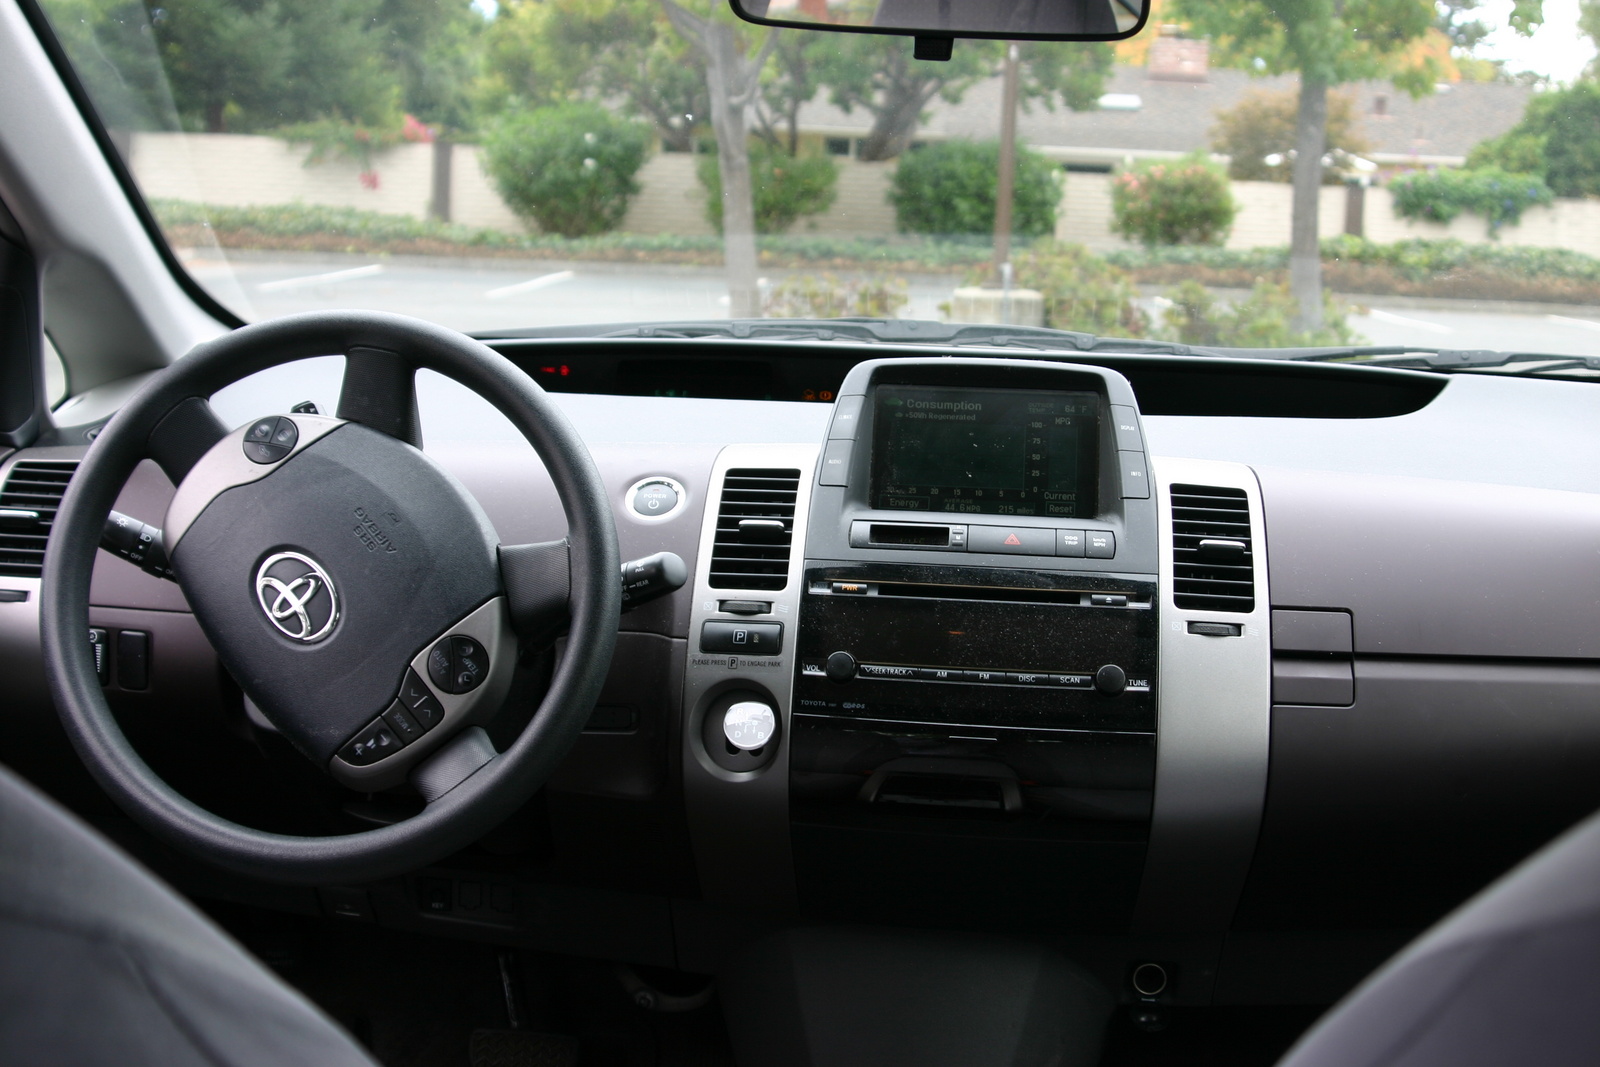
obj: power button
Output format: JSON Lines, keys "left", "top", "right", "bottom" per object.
{"left": 629, "top": 477, "right": 684, "bottom": 518}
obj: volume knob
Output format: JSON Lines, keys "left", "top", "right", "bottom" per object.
{"left": 825, "top": 651, "right": 857, "bottom": 683}
{"left": 1094, "top": 664, "right": 1127, "bottom": 695}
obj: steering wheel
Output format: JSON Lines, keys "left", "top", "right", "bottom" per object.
{"left": 40, "top": 311, "right": 620, "bottom": 885}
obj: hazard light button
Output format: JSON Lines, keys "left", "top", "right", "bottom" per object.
{"left": 968, "top": 525, "right": 1056, "bottom": 556}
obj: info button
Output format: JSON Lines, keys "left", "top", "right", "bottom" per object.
{"left": 969, "top": 525, "right": 1056, "bottom": 556}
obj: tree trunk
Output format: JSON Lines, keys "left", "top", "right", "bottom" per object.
{"left": 856, "top": 79, "right": 933, "bottom": 162}
{"left": 703, "top": 21, "right": 761, "bottom": 318}
{"left": 205, "top": 99, "right": 226, "bottom": 134}
{"left": 1290, "top": 74, "right": 1327, "bottom": 334}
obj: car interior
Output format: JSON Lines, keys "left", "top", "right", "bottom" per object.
{"left": 1, "top": 0, "right": 1599, "bottom": 1064}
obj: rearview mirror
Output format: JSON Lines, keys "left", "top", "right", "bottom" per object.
{"left": 728, "top": 0, "right": 1147, "bottom": 48}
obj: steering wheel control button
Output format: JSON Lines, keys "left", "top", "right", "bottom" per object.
{"left": 427, "top": 638, "right": 455, "bottom": 690}
{"left": 723, "top": 701, "right": 777, "bottom": 752}
{"left": 632, "top": 481, "right": 679, "bottom": 516}
{"left": 700, "top": 620, "right": 783, "bottom": 655}
{"left": 410, "top": 693, "right": 445, "bottom": 731}
{"left": 243, "top": 417, "right": 298, "bottom": 464}
{"left": 382, "top": 702, "right": 424, "bottom": 745}
{"left": 340, "top": 718, "right": 407, "bottom": 766}
{"left": 271, "top": 418, "right": 299, "bottom": 449}
{"left": 1095, "top": 664, "right": 1128, "bottom": 695}
{"left": 451, "top": 636, "right": 488, "bottom": 692}
{"left": 399, "top": 668, "right": 433, "bottom": 710}
{"left": 825, "top": 651, "right": 857, "bottom": 682}
{"left": 969, "top": 525, "right": 1055, "bottom": 556}
{"left": 1086, "top": 530, "right": 1117, "bottom": 559}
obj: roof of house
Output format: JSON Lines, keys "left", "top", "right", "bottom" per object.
{"left": 795, "top": 64, "right": 1535, "bottom": 165}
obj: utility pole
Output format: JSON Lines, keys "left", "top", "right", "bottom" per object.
{"left": 992, "top": 41, "right": 1021, "bottom": 289}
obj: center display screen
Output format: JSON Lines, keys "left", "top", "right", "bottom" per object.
{"left": 869, "top": 385, "right": 1100, "bottom": 517}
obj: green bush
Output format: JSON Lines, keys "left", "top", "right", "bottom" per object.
{"left": 977, "top": 241, "right": 1146, "bottom": 336}
{"left": 763, "top": 273, "right": 909, "bottom": 318}
{"left": 890, "top": 140, "right": 1061, "bottom": 237}
{"left": 1466, "top": 81, "right": 1600, "bottom": 200}
{"left": 482, "top": 103, "right": 651, "bottom": 238}
{"left": 698, "top": 144, "right": 839, "bottom": 234}
{"left": 1158, "top": 279, "right": 1360, "bottom": 348}
{"left": 1388, "top": 167, "right": 1553, "bottom": 234}
{"left": 1111, "top": 153, "right": 1237, "bottom": 247}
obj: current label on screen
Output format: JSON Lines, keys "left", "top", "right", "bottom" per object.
{"left": 869, "top": 385, "right": 1100, "bottom": 517}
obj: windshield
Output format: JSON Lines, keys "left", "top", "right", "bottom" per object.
{"left": 33, "top": 0, "right": 1600, "bottom": 357}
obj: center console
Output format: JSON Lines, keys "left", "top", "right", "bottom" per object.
{"left": 788, "top": 358, "right": 1161, "bottom": 931}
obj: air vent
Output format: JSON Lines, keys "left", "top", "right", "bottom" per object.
{"left": 0, "top": 460, "right": 78, "bottom": 579}
{"left": 1171, "top": 483, "right": 1255, "bottom": 612}
{"left": 707, "top": 468, "right": 801, "bottom": 590}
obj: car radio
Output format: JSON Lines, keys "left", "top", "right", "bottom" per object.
{"left": 796, "top": 356, "right": 1160, "bottom": 739}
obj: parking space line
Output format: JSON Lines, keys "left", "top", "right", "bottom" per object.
{"left": 257, "top": 264, "right": 384, "bottom": 292}
{"left": 1368, "top": 309, "right": 1454, "bottom": 334}
{"left": 486, "top": 271, "right": 575, "bottom": 299}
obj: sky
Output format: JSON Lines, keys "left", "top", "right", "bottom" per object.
{"left": 1458, "top": 0, "right": 1596, "bottom": 82}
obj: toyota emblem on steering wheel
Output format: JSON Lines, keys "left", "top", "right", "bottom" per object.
{"left": 255, "top": 551, "right": 339, "bottom": 643}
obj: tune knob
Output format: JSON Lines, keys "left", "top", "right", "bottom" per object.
{"left": 1094, "top": 664, "right": 1127, "bottom": 695}
{"left": 722, "top": 700, "right": 777, "bottom": 752}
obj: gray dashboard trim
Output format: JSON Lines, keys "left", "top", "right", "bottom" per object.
{"left": 1133, "top": 456, "right": 1272, "bottom": 934}
{"left": 681, "top": 443, "right": 819, "bottom": 908}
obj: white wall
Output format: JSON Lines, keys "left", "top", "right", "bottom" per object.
{"left": 128, "top": 131, "right": 1600, "bottom": 259}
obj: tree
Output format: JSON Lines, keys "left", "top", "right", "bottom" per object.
{"left": 1174, "top": 0, "right": 1482, "bottom": 330}
{"left": 1211, "top": 88, "right": 1370, "bottom": 182}
{"left": 1467, "top": 81, "right": 1600, "bottom": 199}
{"left": 660, "top": 0, "right": 778, "bottom": 318}
{"left": 139, "top": 0, "right": 403, "bottom": 133}
{"left": 373, "top": 0, "right": 486, "bottom": 132}
{"left": 480, "top": 0, "right": 708, "bottom": 152}
{"left": 813, "top": 36, "right": 1113, "bottom": 162}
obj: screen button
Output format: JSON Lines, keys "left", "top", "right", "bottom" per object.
{"left": 1119, "top": 451, "right": 1151, "bottom": 499}
{"left": 819, "top": 440, "right": 852, "bottom": 486}
{"left": 828, "top": 395, "right": 865, "bottom": 439}
{"left": 969, "top": 525, "right": 1055, "bottom": 556}
{"left": 1086, "top": 530, "right": 1116, "bottom": 559}
{"left": 1057, "top": 529, "right": 1085, "bottom": 557}
{"left": 1111, "top": 405, "right": 1144, "bottom": 451}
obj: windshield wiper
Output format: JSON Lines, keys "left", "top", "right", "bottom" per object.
{"left": 486, "top": 320, "right": 1600, "bottom": 376}
{"left": 589, "top": 318, "right": 1204, "bottom": 354}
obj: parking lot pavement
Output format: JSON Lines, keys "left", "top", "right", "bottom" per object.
{"left": 187, "top": 252, "right": 1600, "bottom": 357}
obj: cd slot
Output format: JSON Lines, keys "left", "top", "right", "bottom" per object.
{"left": 810, "top": 578, "right": 1149, "bottom": 608}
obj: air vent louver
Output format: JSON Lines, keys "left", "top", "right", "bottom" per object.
{"left": 1171, "top": 483, "right": 1255, "bottom": 612}
{"left": 0, "top": 460, "right": 78, "bottom": 579}
{"left": 707, "top": 468, "right": 801, "bottom": 591}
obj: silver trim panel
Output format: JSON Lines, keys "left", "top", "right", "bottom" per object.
{"left": 163, "top": 414, "right": 345, "bottom": 551}
{"left": 1132, "top": 456, "right": 1272, "bottom": 933}
{"left": 681, "top": 443, "right": 818, "bottom": 907}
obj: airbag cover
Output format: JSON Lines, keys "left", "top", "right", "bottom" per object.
{"left": 171, "top": 423, "right": 500, "bottom": 763}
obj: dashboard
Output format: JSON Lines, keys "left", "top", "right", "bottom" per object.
{"left": 2, "top": 342, "right": 1599, "bottom": 1009}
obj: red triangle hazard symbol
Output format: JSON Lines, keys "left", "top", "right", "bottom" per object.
{"left": 1003, "top": 533, "right": 1022, "bottom": 546}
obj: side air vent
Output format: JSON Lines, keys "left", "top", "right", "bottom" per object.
{"left": 707, "top": 468, "right": 801, "bottom": 590}
{"left": 0, "top": 460, "right": 79, "bottom": 579}
{"left": 1171, "top": 483, "right": 1255, "bottom": 612}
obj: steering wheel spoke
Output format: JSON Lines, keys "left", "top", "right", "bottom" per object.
{"left": 499, "top": 539, "right": 572, "bottom": 646}
{"left": 337, "top": 345, "right": 423, "bottom": 448}
{"left": 145, "top": 396, "right": 230, "bottom": 485}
